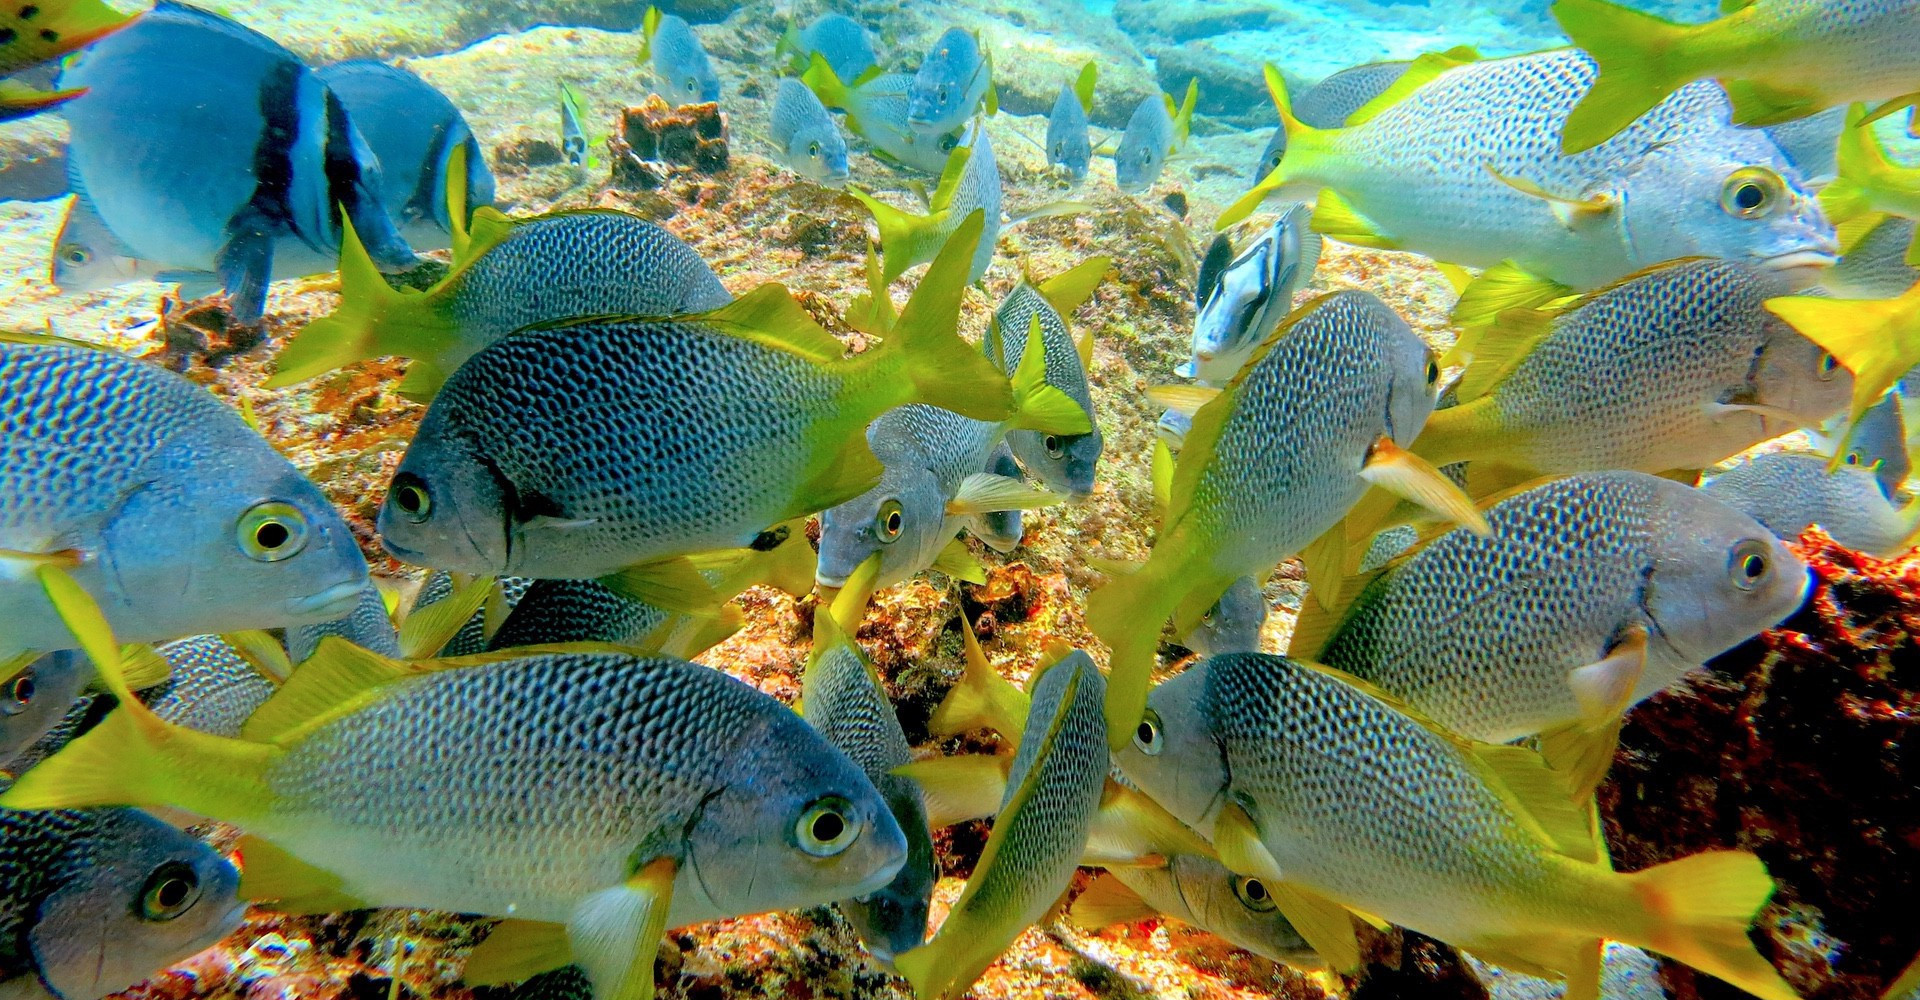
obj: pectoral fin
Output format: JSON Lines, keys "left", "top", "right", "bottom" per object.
{"left": 893, "top": 754, "right": 1011, "bottom": 828}
{"left": 1484, "top": 165, "right": 1617, "bottom": 230}
{"left": 1067, "top": 873, "right": 1158, "bottom": 929}
{"left": 1568, "top": 626, "right": 1647, "bottom": 726}
{"left": 1081, "top": 780, "right": 1216, "bottom": 867}
{"left": 569, "top": 858, "right": 677, "bottom": 1000}
{"left": 1359, "top": 436, "right": 1491, "bottom": 535}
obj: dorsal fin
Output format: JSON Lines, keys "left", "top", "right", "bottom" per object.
{"left": 1344, "top": 47, "right": 1479, "bottom": 127}
{"left": 1072, "top": 61, "right": 1098, "bottom": 114}
{"left": 694, "top": 283, "right": 848, "bottom": 362}
{"left": 1035, "top": 255, "right": 1110, "bottom": 317}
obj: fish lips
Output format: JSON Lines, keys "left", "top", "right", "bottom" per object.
{"left": 285, "top": 578, "right": 372, "bottom": 622}
{"left": 1757, "top": 248, "right": 1839, "bottom": 289}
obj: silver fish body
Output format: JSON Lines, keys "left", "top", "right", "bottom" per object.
{"left": 1704, "top": 451, "right": 1915, "bottom": 556}
{"left": 906, "top": 28, "right": 989, "bottom": 135}
{"left": 986, "top": 285, "right": 1100, "bottom": 496}
{"left": 1046, "top": 82, "right": 1091, "bottom": 182}
{"left": 1108, "top": 854, "right": 1314, "bottom": 964}
{"left": 646, "top": 13, "right": 719, "bottom": 104}
{"left": 1184, "top": 204, "right": 1321, "bottom": 383}
{"left": 1114, "top": 94, "right": 1173, "bottom": 193}
{"left": 0, "top": 654, "right": 86, "bottom": 770}
{"left": 148, "top": 635, "right": 278, "bottom": 739}
{"left": 771, "top": 77, "right": 851, "bottom": 187}
{"left": 285, "top": 583, "right": 400, "bottom": 664}
{"left": 1251, "top": 60, "right": 1410, "bottom": 182}
{"left": 1179, "top": 576, "right": 1267, "bottom": 657}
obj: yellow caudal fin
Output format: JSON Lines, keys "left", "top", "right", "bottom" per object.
{"left": 1170, "top": 77, "right": 1199, "bottom": 149}
{"left": 1883, "top": 949, "right": 1920, "bottom": 1000}
{"left": 0, "top": 568, "right": 276, "bottom": 819}
{"left": 265, "top": 216, "right": 457, "bottom": 388}
{"left": 1553, "top": 0, "right": 1695, "bottom": 153}
{"left": 1217, "top": 64, "right": 1324, "bottom": 229}
{"left": 1820, "top": 104, "right": 1892, "bottom": 223}
{"left": 1086, "top": 557, "right": 1189, "bottom": 750}
{"left": 928, "top": 613, "right": 1030, "bottom": 740}
{"left": 1007, "top": 315, "right": 1094, "bottom": 434}
{"left": 852, "top": 142, "right": 974, "bottom": 284}
{"left": 879, "top": 210, "right": 1023, "bottom": 424}
{"left": 1766, "top": 283, "right": 1920, "bottom": 427}
{"left": 464, "top": 919, "right": 574, "bottom": 986}
{"left": 846, "top": 239, "right": 898, "bottom": 336}
{"left": 1073, "top": 61, "right": 1099, "bottom": 114}
{"left": 1625, "top": 852, "right": 1799, "bottom": 1000}
{"left": 893, "top": 754, "right": 1011, "bottom": 828}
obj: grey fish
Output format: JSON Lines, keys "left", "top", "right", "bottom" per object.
{"left": 1704, "top": 451, "right": 1916, "bottom": 557}
{"left": 986, "top": 285, "right": 1101, "bottom": 497}
{"left": 1179, "top": 576, "right": 1266, "bottom": 656}
{"left": 1183, "top": 203, "right": 1322, "bottom": 383}
{"left": 906, "top": 27, "right": 990, "bottom": 135}
{"left": 0, "top": 654, "right": 86, "bottom": 770}
{"left": 1304, "top": 472, "right": 1809, "bottom": 745}
{"left": 848, "top": 121, "right": 1002, "bottom": 284}
{"left": 1115, "top": 83, "right": 1195, "bottom": 194}
{"left": 315, "top": 60, "right": 496, "bottom": 252}
{"left": 1046, "top": 79, "right": 1093, "bottom": 183}
{"left": 770, "top": 77, "right": 851, "bottom": 187}
{"left": 1416, "top": 259, "right": 1854, "bottom": 476}
{"left": 801, "top": 605, "right": 935, "bottom": 963}
{"left": 1753, "top": 106, "right": 1848, "bottom": 182}
{"left": 967, "top": 443, "right": 1027, "bottom": 553}
{"left": 894, "top": 653, "right": 1109, "bottom": 1000}
{"left": 269, "top": 210, "right": 734, "bottom": 393}
{"left": 285, "top": 583, "right": 401, "bottom": 664}
{"left": 1251, "top": 60, "right": 1411, "bottom": 182}
{"left": 801, "top": 63, "right": 965, "bottom": 175}
{"left": 486, "top": 579, "right": 669, "bottom": 650}
{"left": 0, "top": 807, "right": 242, "bottom": 1000}
{"left": 641, "top": 10, "right": 719, "bottom": 104}
{"left": 1824, "top": 216, "right": 1920, "bottom": 299}
{"left": 778, "top": 13, "right": 877, "bottom": 82}
{"left": 55, "top": 1, "right": 418, "bottom": 323}
{"left": 0, "top": 343, "right": 368, "bottom": 661}
{"left": 1074, "top": 854, "right": 1315, "bottom": 965}
{"left": 1840, "top": 390, "right": 1909, "bottom": 498}
{"left": 413, "top": 572, "right": 534, "bottom": 657}
{"left": 147, "top": 635, "right": 278, "bottom": 739}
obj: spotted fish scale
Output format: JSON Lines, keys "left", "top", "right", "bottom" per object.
{"left": 488, "top": 579, "right": 669, "bottom": 649}
{"left": 1705, "top": 451, "right": 1912, "bottom": 555}
{"left": 149, "top": 635, "right": 279, "bottom": 739}
{"left": 988, "top": 285, "right": 1100, "bottom": 493}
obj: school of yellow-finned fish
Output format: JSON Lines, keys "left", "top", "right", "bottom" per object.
{"left": 0, "top": 1, "right": 1918, "bottom": 1000}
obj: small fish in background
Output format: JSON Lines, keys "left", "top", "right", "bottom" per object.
{"left": 1823, "top": 215, "right": 1919, "bottom": 299}
{"left": 802, "top": 56, "right": 964, "bottom": 174}
{"left": 801, "top": 564, "right": 937, "bottom": 964}
{"left": 1250, "top": 59, "right": 1411, "bottom": 182}
{"left": 316, "top": 59, "right": 495, "bottom": 252}
{"left": 54, "top": 1, "right": 418, "bottom": 323}
{"left": 0, "top": 0, "right": 133, "bottom": 120}
{"left": 1416, "top": 259, "right": 1853, "bottom": 480}
{"left": 1089, "top": 290, "right": 1479, "bottom": 748}
{"left": 968, "top": 443, "right": 1029, "bottom": 552}
{"left": 1553, "top": 0, "right": 1920, "bottom": 154}
{"left": 1113, "top": 653, "right": 1802, "bottom": 1000}
{"left": 0, "top": 342, "right": 368, "bottom": 662}
{"left": 2, "top": 589, "right": 909, "bottom": 1000}
{"left": 558, "top": 80, "right": 602, "bottom": 168}
{"left": 638, "top": 6, "right": 719, "bottom": 104}
{"left": 906, "top": 27, "right": 994, "bottom": 136}
{"left": 850, "top": 122, "right": 1003, "bottom": 284}
{"left": 1179, "top": 575, "right": 1267, "bottom": 656}
{"left": 1825, "top": 388, "right": 1910, "bottom": 498}
{"left": 375, "top": 218, "right": 1033, "bottom": 598}
{"left": 1045, "top": 61, "right": 1096, "bottom": 183}
{"left": 1221, "top": 48, "right": 1837, "bottom": 296}
{"left": 775, "top": 12, "right": 876, "bottom": 82}
{"left": 1298, "top": 472, "right": 1808, "bottom": 791}
{"left": 1183, "top": 203, "right": 1321, "bottom": 382}
{"left": 1704, "top": 451, "right": 1920, "bottom": 557}
{"left": 269, "top": 204, "right": 733, "bottom": 396}
{"left": 1114, "top": 79, "right": 1197, "bottom": 193}
{"left": 0, "top": 807, "right": 243, "bottom": 1000}
{"left": 0, "top": 653, "right": 87, "bottom": 767}
{"left": 770, "top": 77, "right": 851, "bottom": 187}
{"left": 1071, "top": 853, "right": 1315, "bottom": 965}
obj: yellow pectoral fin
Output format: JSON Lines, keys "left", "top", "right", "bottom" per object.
{"left": 569, "top": 859, "right": 677, "bottom": 1000}
{"left": 1359, "top": 436, "right": 1492, "bottom": 535}
{"left": 930, "top": 537, "right": 988, "bottom": 585}
{"left": 946, "top": 474, "right": 1060, "bottom": 517}
{"left": 1539, "top": 715, "right": 1629, "bottom": 804}
{"left": 1567, "top": 626, "right": 1647, "bottom": 725}
{"left": 237, "top": 835, "right": 367, "bottom": 914}
{"left": 1067, "top": 873, "right": 1158, "bottom": 929}
{"left": 1212, "top": 801, "right": 1362, "bottom": 972}
{"left": 1146, "top": 384, "right": 1222, "bottom": 416}
{"left": 1081, "top": 780, "right": 1216, "bottom": 868}
{"left": 893, "top": 754, "right": 1011, "bottom": 828}
{"left": 1485, "top": 165, "right": 1617, "bottom": 230}
{"left": 465, "top": 919, "right": 574, "bottom": 987}
{"left": 398, "top": 575, "right": 495, "bottom": 658}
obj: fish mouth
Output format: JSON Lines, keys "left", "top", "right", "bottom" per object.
{"left": 285, "top": 580, "right": 366, "bottom": 619}
{"left": 1755, "top": 249, "right": 1838, "bottom": 287}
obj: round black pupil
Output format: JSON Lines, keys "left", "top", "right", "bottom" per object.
{"left": 156, "top": 878, "right": 188, "bottom": 907}
{"left": 1736, "top": 184, "right": 1763, "bottom": 210}
{"left": 11, "top": 677, "right": 32, "bottom": 702}
{"left": 1136, "top": 721, "right": 1154, "bottom": 743}
{"left": 1244, "top": 879, "right": 1267, "bottom": 901}
{"left": 1046, "top": 436, "right": 1059, "bottom": 450}
{"left": 399, "top": 487, "right": 422, "bottom": 513}
{"left": 886, "top": 511, "right": 901, "bottom": 532}
{"left": 255, "top": 521, "right": 289, "bottom": 549}
{"left": 811, "top": 811, "right": 844, "bottom": 842}
{"left": 1744, "top": 555, "right": 1764, "bottom": 578}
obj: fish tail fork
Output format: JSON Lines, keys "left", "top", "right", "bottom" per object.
{"left": 1623, "top": 851, "right": 1800, "bottom": 1000}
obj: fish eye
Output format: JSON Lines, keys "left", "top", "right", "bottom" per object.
{"left": 1844, "top": 451, "right": 1862, "bottom": 465}
{"left": 1, "top": 671, "right": 33, "bottom": 716}
{"left": 936, "top": 84, "right": 949, "bottom": 104}
{"left": 1133, "top": 709, "right": 1164, "bottom": 755}
{"left": 1268, "top": 153, "right": 1282, "bottom": 169}
{"left": 1817, "top": 352, "right": 1840, "bottom": 380}
{"left": 875, "top": 499, "right": 905, "bottom": 543}
{"left": 237, "top": 502, "right": 310, "bottom": 562}
{"left": 138, "top": 863, "right": 202, "bottom": 921}
{"left": 1719, "top": 167, "right": 1784, "bottom": 220}
{"left": 390, "top": 475, "right": 433, "bottom": 523}
{"left": 1425, "top": 358, "right": 1441, "bottom": 386}
{"left": 60, "top": 246, "right": 90, "bottom": 267}
{"left": 1201, "top": 607, "right": 1215, "bottom": 625}
{"left": 1231, "top": 875, "right": 1277, "bottom": 912}
{"left": 939, "top": 134, "right": 959, "bottom": 152}
{"left": 685, "top": 79, "right": 697, "bottom": 94}
{"left": 795, "top": 796, "right": 860, "bottom": 856}
{"left": 807, "top": 139, "right": 821, "bottom": 158}
{"left": 1729, "top": 539, "right": 1772, "bottom": 591}
{"left": 1044, "top": 434, "right": 1065, "bottom": 460}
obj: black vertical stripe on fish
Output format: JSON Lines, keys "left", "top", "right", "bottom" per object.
{"left": 408, "top": 118, "right": 460, "bottom": 225}
{"left": 320, "top": 85, "right": 374, "bottom": 249}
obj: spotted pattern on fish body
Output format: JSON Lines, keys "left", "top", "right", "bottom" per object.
{"left": 148, "top": 635, "right": 279, "bottom": 739}
{"left": 1108, "top": 854, "right": 1314, "bottom": 964}
{"left": 770, "top": 77, "right": 851, "bottom": 186}
{"left": 286, "top": 584, "right": 401, "bottom": 663}
{"left": 906, "top": 27, "right": 990, "bottom": 136}
{"left": 1253, "top": 60, "right": 1411, "bottom": 181}
{"left": 1704, "top": 450, "right": 1916, "bottom": 556}
{"left": 0, "top": 344, "right": 367, "bottom": 659}
{"left": 989, "top": 285, "right": 1100, "bottom": 496}
{"left": 1318, "top": 472, "right": 1808, "bottom": 743}
{"left": 487, "top": 579, "right": 669, "bottom": 650}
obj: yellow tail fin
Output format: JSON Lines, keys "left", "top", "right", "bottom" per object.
{"left": 1626, "top": 851, "right": 1798, "bottom": 1000}
{"left": 1765, "top": 283, "right": 1920, "bottom": 428}
{"left": 1554, "top": 0, "right": 1694, "bottom": 153}
{"left": 266, "top": 217, "right": 456, "bottom": 388}
{"left": 1086, "top": 557, "right": 1187, "bottom": 750}
{"left": 877, "top": 210, "right": 1021, "bottom": 424}
{"left": 1217, "top": 64, "right": 1323, "bottom": 229}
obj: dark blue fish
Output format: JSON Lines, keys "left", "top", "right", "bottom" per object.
{"left": 316, "top": 59, "right": 495, "bottom": 252}
{"left": 56, "top": 1, "right": 417, "bottom": 322}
